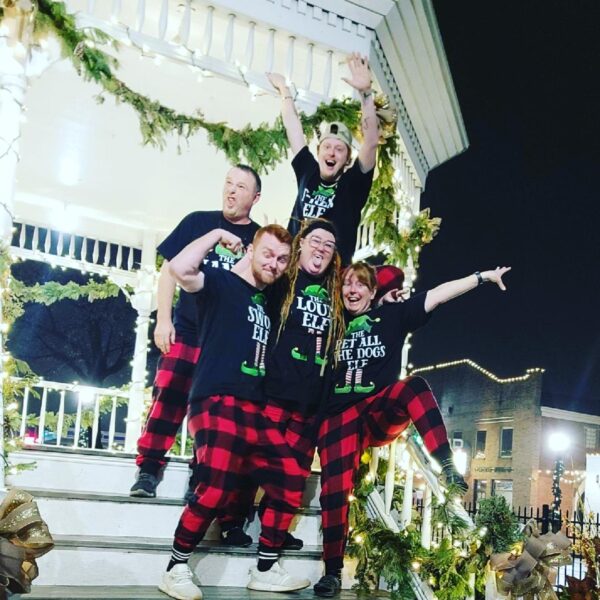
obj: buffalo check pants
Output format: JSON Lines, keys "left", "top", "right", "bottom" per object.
{"left": 317, "top": 375, "right": 450, "bottom": 573}
{"left": 173, "top": 395, "right": 309, "bottom": 553}
{"left": 135, "top": 337, "right": 201, "bottom": 473}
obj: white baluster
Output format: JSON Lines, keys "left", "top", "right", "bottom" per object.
{"left": 127, "top": 247, "right": 134, "bottom": 271}
{"left": 87, "top": 0, "right": 96, "bottom": 14}
{"left": 81, "top": 237, "right": 88, "bottom": 262}
{"left": 158, "top": 0, "right": 168, "bottom": 40}
{"left": 177, "top": 0, "right": 192, "bottom": 46}
{"left": 304, "top": 43, "right": 314, "bottom": 91}
{"left": 401, "top": 457, "right": 414, "bottom": 528}
{"left": 18, "top": 223, "right": 25, "bottom": 248}
{"left": 68, "top": 234, "right": 75, "bottom": 258}
{"left": 31, "top": 226, "right": 38, "bottom": 251}
{"left": 244, "top": 22, "right": 255, "bottom": 71}
{"left": 384, "top": 438, "right": 397, "bottom": 514}
{"left": 265, "top": 29, "right": 275, "bottom": 73}
{"left": 116, "top": 244, "right": 123, "bottom": 269}
{"left": 92, "top": 239, "right": 99, "bottom": 264}
{"left": 180, "top": 415, "right": 188, "bottom": 457}
{"left": 91, "top": 393, "right": 100, "bottom": 449}
{"left": 57, "top": 232, "right": 64, "bottom": 256}
{"left": 224, "top": 14, "right": 235, "bottom": 63}
{"left": 73, "top": 392, "right": 83, "bottom": 449}
{"left": 285, "top": 36, "right": 295, "bottom": 82}
{"left": 323, "top": 50, "right": 333, "bottom": 98}
{"left": 38, "top": 387, "right": 48, "bottom": 445}
{"left": 369, "top": 447, "right": 379, "bottom": 480}
{"left": 110, "top": 0, "right": 122, "bottom": 23}
{"left": 104, "top": 243, "right": 111, "bottom": 266}
{"left": 44, "top": 228, "right": 51, "bottom": 253}
{"left": 202, "top": 6, "right": 214, "bottom": 56}
{"left": 108, "top": 396, "right": 117, "bottom": 450}
{"left": 136, "top": 0, "right": 145, "bottom": 32}
{"left": 19, "top": 387, "right": 29, "bottom": 438}
{"left": 421, "top": 484, "right": 432, "bottom": 549}
{"left": 56, "top": 390, "right": 65, "bottom": 446}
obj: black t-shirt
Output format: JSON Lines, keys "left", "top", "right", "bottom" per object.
{"left": 264, "top": 270, "right": 332, "bottom": 415}
{"left": 287, "top": 147, "right": 375, "bottom": 266}
{"left": 188, "top": 267, "right": 270, "bottom": 405}
{"left": 325, "top": 293, "right": 430, "bottom": 415}
{"left": 157, "top": 211, "right": 259, "bottom": 342}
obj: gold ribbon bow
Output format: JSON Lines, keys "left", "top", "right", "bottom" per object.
{"left": 0, "top": 489, "right": 54, "bottom": 596}
{"left": 489, "top": 520, "right": 571, "bottom": 599}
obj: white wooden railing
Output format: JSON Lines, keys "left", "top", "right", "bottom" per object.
{"left": 10, "top": 377, "right": 191, "bottom": 458}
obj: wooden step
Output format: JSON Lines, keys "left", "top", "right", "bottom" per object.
{"left": 15, "top": 586, "right": 383, "bottom": 599}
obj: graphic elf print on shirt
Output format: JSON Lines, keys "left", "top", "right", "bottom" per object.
{"left": 291, "top": 284, "right": 331, "bottom": 366}
{"left": 204, "top": 243, "right": 244, "bottom": 271}
{"left": 301, "top": 182, "right": 337, "bottom": 219}
{"left": 241, "top": 293, "right": 270, "bottom": 377}
{"left": 335, "top": 314, "right": 384, "bottom": 394}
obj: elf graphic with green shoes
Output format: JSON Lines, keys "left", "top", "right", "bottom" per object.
{"left": 241, "top": 292, "right": 269, "bottom": 377}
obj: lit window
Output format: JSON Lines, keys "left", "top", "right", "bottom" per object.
{"left": 585, "top": 426, "right": 598, "bottom": 450}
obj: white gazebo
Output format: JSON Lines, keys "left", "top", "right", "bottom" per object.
{"left": 0, "top": 0, "right": 470, "bottom": 596}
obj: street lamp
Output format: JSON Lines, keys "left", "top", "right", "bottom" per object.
{"left": 548, "top": 431, "right": 571, "bottom": 526}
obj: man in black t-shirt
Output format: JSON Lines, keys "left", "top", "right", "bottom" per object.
{"left": 131, "top": 165, "right": 261, "bottom": 518}
{"left": 158, "top": 225, "right": 314, "bottom": 599}
{"left": 267, "top": 53, "right": 379, "bottom": 265}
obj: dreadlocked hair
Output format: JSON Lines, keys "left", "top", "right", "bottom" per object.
{"left": 276, "top": 220, "right": 346, "bottom": 369}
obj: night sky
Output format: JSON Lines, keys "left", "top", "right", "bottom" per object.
{"left": 410, "top": 1, "right": 600, "bottom": 412}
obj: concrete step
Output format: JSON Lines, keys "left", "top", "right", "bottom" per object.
{"left": 35, "top": 535, "right": 356, "bottom": 589}
{"left": 7, "top": 448, "right": 322, "bottom": 508}
{"left": 25, "top": 488, "right": 322, "bottom": 545}
{"left": 15, "top": 586, "right": 379, "bottom": 599}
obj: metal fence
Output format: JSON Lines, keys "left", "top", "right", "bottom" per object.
{"left": 414, "top": 499, "right": 596, "bottom": 590}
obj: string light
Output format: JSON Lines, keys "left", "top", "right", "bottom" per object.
{"left": 411, "top": 358, "right": 545, "bottom": 384}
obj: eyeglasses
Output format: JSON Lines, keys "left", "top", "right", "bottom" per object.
{"left": 307, "top": 236, "right": 336, "bottom": 253}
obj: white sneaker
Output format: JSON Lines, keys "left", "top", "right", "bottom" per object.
{"left": 247, "top": 563, "right": 311, "bottom": 592}
{"left": 158, "top": 564, "right": 203, "bottom": 600}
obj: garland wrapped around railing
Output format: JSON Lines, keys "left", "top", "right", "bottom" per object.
{"left": 1, "top": 0, "right": 442, "bottom": 268}
{"left": 0, "top": 245, "right": 126, "bottom": 470}
{"left": 346, "top": 448, "right": 528, "bottom": 600}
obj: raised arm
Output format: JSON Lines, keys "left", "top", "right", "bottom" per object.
{"left": 267, "top": 72, "right": 306, "bottom": 156}
{"left": 424, "top": 267, "right": 511, "bottom": 313}
{"left": 343, "top": 52, "right": 379, "bottom": 173}
{"left": 168, "top": 229, "right": 243, "bottom": 293}
{"left": 154, "top": 261, "right": 177, "bottom": 353}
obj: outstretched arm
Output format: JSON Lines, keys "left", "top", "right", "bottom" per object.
{"left": 267, "top": 72, "right": 306, "bottom": 156}
{"left": 169, "top": 229, "right": 243, "bottom": 293}
{"left": 343, "top": 53, "right": 379, "bottom": 173}
{"left": 424, "top": 267, "right": 511, "bottom": 313}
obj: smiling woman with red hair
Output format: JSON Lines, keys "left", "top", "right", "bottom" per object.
{"left": 314, "top": 261, "right": 511, "bottom": 597}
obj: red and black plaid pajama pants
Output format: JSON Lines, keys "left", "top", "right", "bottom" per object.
{"left": 173, "top": 395, "right": 310, "bottom": 553}
{"left": 317, "top": 375, "right": 450, "bottom": 573}
{"left": 135, "top": 337, "right": 201, "bottom": 473}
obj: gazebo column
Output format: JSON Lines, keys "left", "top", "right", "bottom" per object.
{"left": 124, "top": 231, "right": 157, "bottom": 452}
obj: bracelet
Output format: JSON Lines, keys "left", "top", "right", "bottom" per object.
{"left": 474, "top": 271, "right": 484, "bottom": 286}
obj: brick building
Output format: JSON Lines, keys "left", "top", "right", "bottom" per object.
{"left": 412, "top": 360, "right": 598, "bottom": 512}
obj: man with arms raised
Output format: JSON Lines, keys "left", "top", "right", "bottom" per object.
{"left": 268, "top": 52, "right": 380, "bottom": 265}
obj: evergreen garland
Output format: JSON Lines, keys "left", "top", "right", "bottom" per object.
{"left": 3, "top": 0, "right": 442, "bottom": 269}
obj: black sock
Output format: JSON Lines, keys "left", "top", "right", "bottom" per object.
{"left": 167, "top": 543, "right": 192, "bottom": 571}
{"left": 431, "top": 442, "right": 453, "bottom": 466}
{"left": 257, "top": 543, "right": 279, "bottom": 572}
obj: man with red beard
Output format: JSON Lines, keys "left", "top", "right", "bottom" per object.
{"left": 159, "top": 224, "right": 313, "bottom": 600}
{"left": 268, "top": 52, "right": 379, "bottom": 265}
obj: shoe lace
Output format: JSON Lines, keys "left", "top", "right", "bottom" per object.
{"left": 171, "top": 565, "right": 193, "bottom": 584}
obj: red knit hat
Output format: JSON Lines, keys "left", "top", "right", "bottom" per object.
{"left": 374, "top": 265, "right": 405, "bottom": 301}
